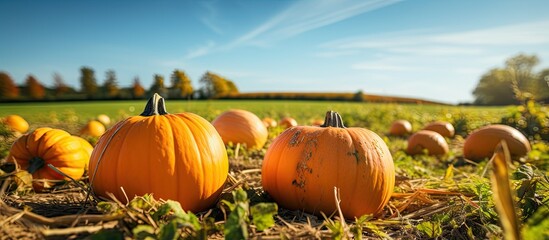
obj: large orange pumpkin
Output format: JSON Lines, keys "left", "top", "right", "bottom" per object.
{"left": 463, "top": 124, "right": 530, "bottom": 161}
{"left": 3, "top": 114, "right": 29, "bottom": 133}
{"left": 73, "top": 136, "right": 94, "bottom": 171}
{"left": 89, "top": 94, "right": 228, "bottom": 212}
{"left": 262, "top": 111, "right": 395, "bottom": 218}
{"left": 407, "top": 130, "right": 449, "bottom": 156}
{"left": 212, "top": 109, "right": 268, "bottom": 150}
{"left": 7, "top": 128, "right": 88, "bottom": 190}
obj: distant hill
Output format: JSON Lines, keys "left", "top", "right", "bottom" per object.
{"left": 220, "top": 92, "right": 450, "bottom": 105}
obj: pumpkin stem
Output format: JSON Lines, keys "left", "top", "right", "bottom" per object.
{"left": 28, "top": 157, "right": 45, "bottom": 174}
{"left": 141, "top": 93, "right": 169, "bottom": 116}
{"left": 320, "top": 111, "right": 346, "bottom": 128}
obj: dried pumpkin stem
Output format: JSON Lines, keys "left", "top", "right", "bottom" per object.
{"left": 27, "top": 157, "right": 45, "bottom": 174}
{"left": 141, "top": 93, "right": 169, "bottom": 116}
{"left": 320, "top": 111, "right": 346, "bottom": 128}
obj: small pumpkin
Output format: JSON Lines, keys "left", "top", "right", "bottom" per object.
{"left": 212, "top": 109, "right": 269, "bottom": 149}
{"left": 262, "top": 117, "right": 278, "bottom": 128}
{"left": 96, "top": 114, "right": 111, "bottom": 126}
{"left": 407, "top": 130, "right": 449, "bottom": 156}
{"left": 89, "top": 94, "right": 228, "bottom": 212}
{"left": 262, "top": 111, "right": 395, "bottom": 218}
{"left": 7, "top": 127, "right": 88, "bottom": 190}
{"left": 80, "top": 120, "right": 106, "bottom": 137}
{"left": 389, "top": 120, "right": 412, "bottom": 136}
{"left": 463, "top": 124, "right": 530, "bottom": 161}
{"left": 423, "top": 121, "right": 455, "bottom": 138}
{"left": 279, "top": 117, "right": 298, "bottom": 129}
{"left": 3, "top": 114, "right": 29, "bottom": 133}
{"left": 311, "top": 119, "right": 324, "bottom": 126}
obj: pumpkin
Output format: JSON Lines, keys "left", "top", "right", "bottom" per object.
{"left": 407, "top": 130, "right": 449, "bottom": 155}
{"left": 423, "top": 121, "right": 455, "bottom": 138}
{"left": 463, "top": 124, "right": 530, "bottom": 161}
{"left": 262, "top": 111, "right": 395, "bottom": 218}
{"left": 3, "top": 114, "right": 29, "bottom": 133}
{"left": 96, "top": 114, "right": 111, "bottom": 126}
{"left": 212, "top": 110, "right": 269, "bottom": 150}
{"left": 7, "top": 127, "right": 88, "bottom": 190}
{"left": 311, "top": 119, "right": 324, "bottom": 126}
{"left": 279, "top": 117, "right": 298, "bottom": 129}
{"left": 89, "top": 93, "right": 228, "bottom": 212}
{"left": 262, "top": 117, "right": 278, "bottom": 128}
{"left": 389, "top": 120, "right": 412, "bottom": 136}
{"left": 80, "top": 120, "right": 106, "bottom": 137}
{"left": 73, "top": 136, "right": 93, "bottom": 171}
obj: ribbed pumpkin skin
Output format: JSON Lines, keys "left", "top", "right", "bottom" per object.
{"left": 4, "top": 114, "right": 29, "bottom": 133}
{"left": 464, "top": 124, "right": 530, "bottom": 161}
{"left": 423, "top": 121, "right": 455, "bottom": 138}
{"left": 262, "top": 114, "right": 395, "bottom": 218}
{"left": 407, "top": 130, "right": 449, "bottom": 155}
{"left": 74, "top": 136, "right": 93, "bottom": 171}
{"left": 389, "top": 120, "right": 412, "bottom": 136}
{"left": 89, "top": 111, "right": 229, "bottom": 212}
{"left": 7, "top": 128, "right": 87, "bottom": 188}
{"left": 212, "top": 109, "right": 268, "bottom": 149}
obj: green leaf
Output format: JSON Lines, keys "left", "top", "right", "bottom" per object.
{"left": 158, "top": 219, "right": 180, "bottom": 240}
{"left": 224, "top": 203, "right": 249, "bottom": 240}
{"left": 325, "top": 219, "right": 345, "bottom": 240}
{"left": 153, "top": 200, "right": 185, "bottom": 221}
{"left": 129, "top": 194, "right": 155, "bottom": 212}
{"left": 90, "top": 229, "right": 125, "bottom": 240}
{"left": 132, "top": 225, "right": 156, "bottom": 240}
{"left": 96, "top": 201, "right": 119, "bottom": 214}
{"left": 522, "top": 205, "right": 549, "bottom": 239}
{"left": 233, "top": 188, "right": 248, "bottom": 203}
{"left": 250, "top": 202, "right": 278, "bottom": 231}
{"left": 416, "top": 221, "right": 442, "bottom": 238}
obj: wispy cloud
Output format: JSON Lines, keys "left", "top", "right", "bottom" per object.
{"left": 198, "top": 1, "right": 223, "bottom": 35}
{"left": 321, "top": 20, "right": 549, "bottom": 56}
{"left": 184, "top": 41, "right": 217, "bottom": 60}
{"left": 232, "top": 0, "right": 402, "bottom": 47}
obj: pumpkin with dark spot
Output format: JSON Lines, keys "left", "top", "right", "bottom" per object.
{"left": 261, "top": 111, "right": 395, "bottom": 218}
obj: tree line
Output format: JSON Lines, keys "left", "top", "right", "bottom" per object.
{"left": 0, "top": 68, "right": 239, "bottom": 101}
{"left": 472, "top": 53, "right": 549, "bottom": 105}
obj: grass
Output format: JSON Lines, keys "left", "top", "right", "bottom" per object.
{"left": 0, "top": 99, "right": 547, "bottom": 239}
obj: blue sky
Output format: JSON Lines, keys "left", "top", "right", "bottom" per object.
{"left": 1, "top": 0, "right": 548, "bottom": 104}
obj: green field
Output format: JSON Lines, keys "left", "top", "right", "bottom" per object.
{"left": 0, "top": 99, "right": 508, "bottom": 136}
{"left": 1, "top": 99, "right": 547, "bottom": 239}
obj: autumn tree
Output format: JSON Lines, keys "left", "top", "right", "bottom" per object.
{"left": 103, "top": 70, "right": 119, "bottom": 98}
{"left": 53, "top": 72, "right": 72, "bottom": 97}
{"left": 199, "top": 71, "right": 238, "bottom": 98}
{"left": 80, "top": 67, "right": 98, "bottom": 98}
{"left": 505, "top": 53, "right": 539, "bottom": 100}
{"left": 132, "top": 77, "right": 145, "bottom": 99}
{"left": 0, "top": 72, "right": 19, "bottom": 99}
{"left": 473, "top": 68, "right": 516, "bottom": 105}
{"left": 169, "top": 69, "right": 193, "bottom": 99}
{"left": 25, "top": 75, "right": 46, "bottom": 100}
{"left": 149, "top": 74, "right": 167, "bottom": 97}
{"left": 537, "top": 69, "right": 549, "bottom": 101}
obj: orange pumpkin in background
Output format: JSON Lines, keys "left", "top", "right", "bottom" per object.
{"left": 80, "top": 120, "right": 106, "bottom": 137}
{"left": 3, "top": 114, "right": 29, "bottom": 133}
{"left": 463, "top": 124, "right": 530, "bottom": 161}
{"left": 407, "top": 130, "right": 449, "bottom": 156}
{"left": 279, "top": 117, "right": 298, "bottom": 129}
{"left": 389, "top": 120, "right": 412, "bottom": 136}
{"left": 89, "top": 94, "right": 228, "bottom": 212}
{"left": 423, "top": 121, "right": 455, "bottom": 138}
{"left": 7, "top": 127, "right": 88, "bottom": 190}
{"left": 212, "top": 109, "right": 269, "bottom": 149}
{"left": 262, "top": 111, "right": 395, "bottom": 218}
{"left": 262, "top": 117, "right": 278, "bottom": 128}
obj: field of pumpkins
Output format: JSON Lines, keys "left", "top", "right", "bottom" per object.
{"left": 0, "top": 95, "right": 548, "bottom": 239}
